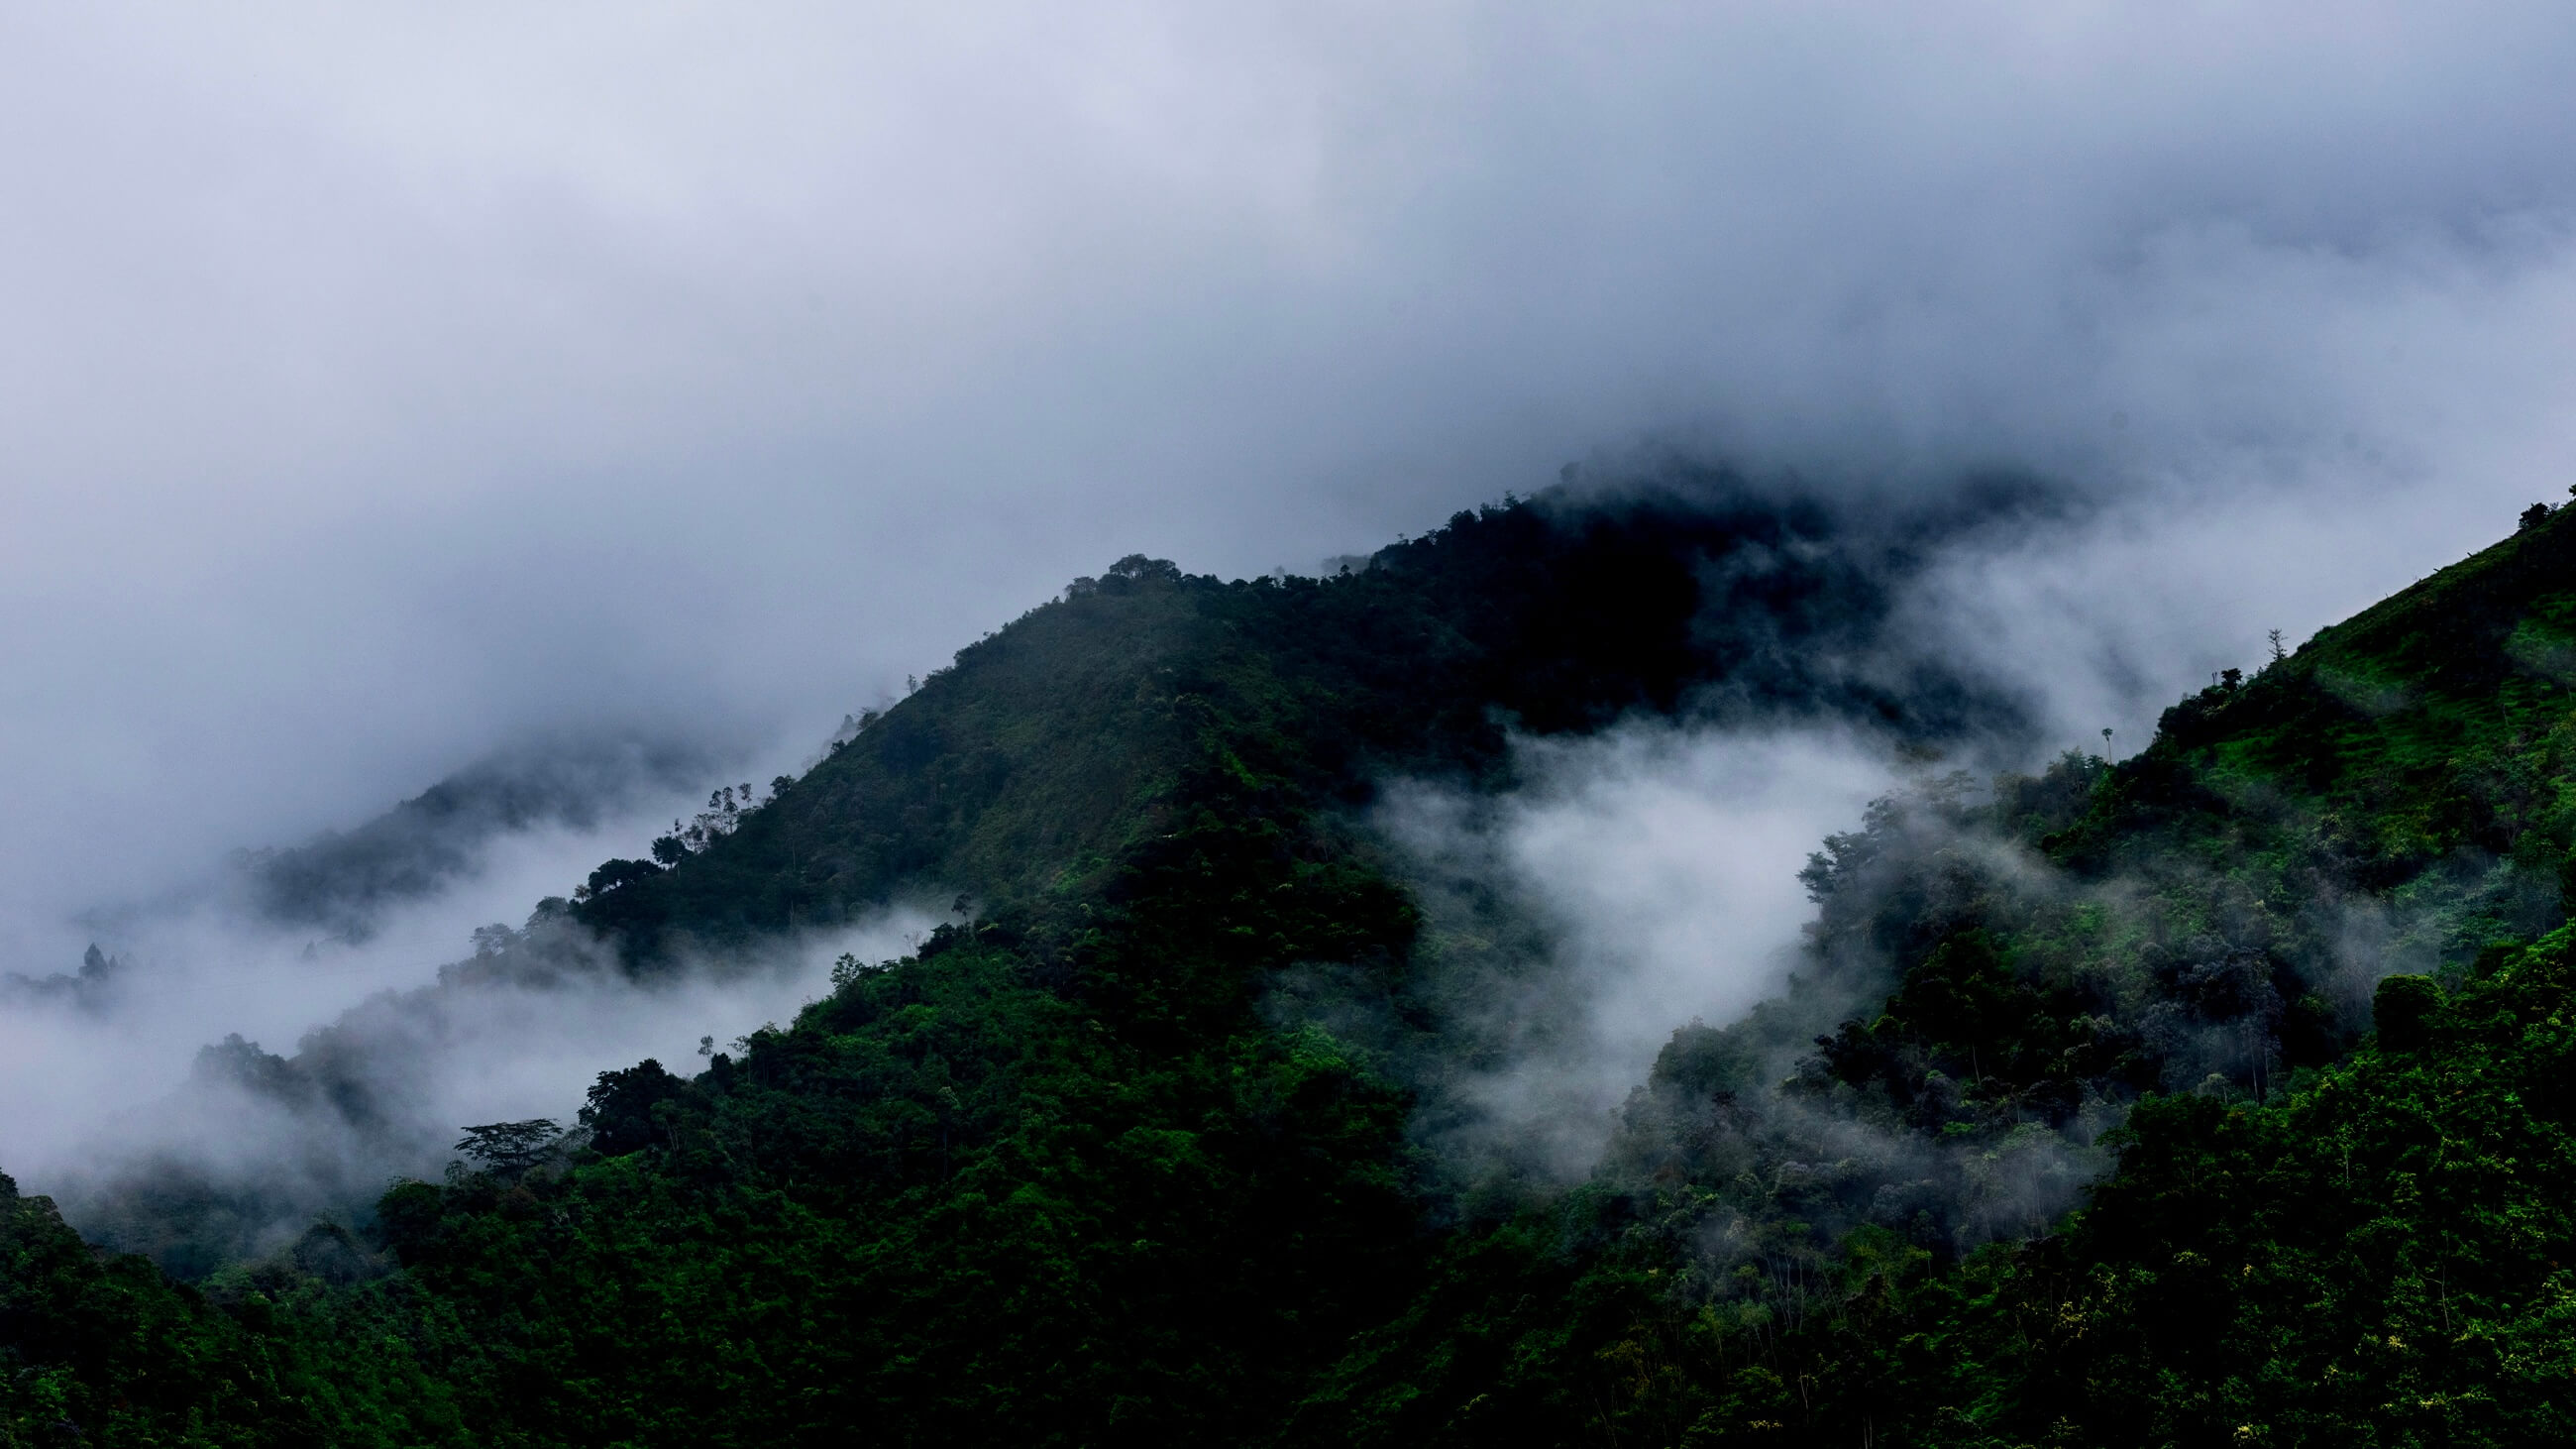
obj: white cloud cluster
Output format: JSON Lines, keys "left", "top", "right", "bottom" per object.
{"left": 1378, "top": 724, "right": 1901, "bottom": 1175}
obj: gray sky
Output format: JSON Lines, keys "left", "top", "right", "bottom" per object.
{"left": 4, "top": 0, "right": 2576, "bottom": 966}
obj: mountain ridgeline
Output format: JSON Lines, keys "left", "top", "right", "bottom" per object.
{"left": 8, "top": 485, "right": 2576, "bottom": 1446}
{"left": 564, "top": 485, "right": 2030, "bottom": 958}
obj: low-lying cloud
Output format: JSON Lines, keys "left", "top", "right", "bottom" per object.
{"left": 0, "top": 752, "right": 937, "bottom": 1265}
{"left": 1370, "top": 724, "right": 1903, "bottom": 1179}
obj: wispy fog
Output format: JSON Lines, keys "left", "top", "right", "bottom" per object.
{"left": 0, "top": 754, "right": 935, "bottom": 1260}
{"left": 1374, "top": 725, "right": 1902, "bottom": 1177}
{"left": 0, "top": 796, "right": 679, "bottom": 1176}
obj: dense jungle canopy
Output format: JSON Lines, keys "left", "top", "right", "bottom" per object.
{"left": 9, "top": 487, "right": 2576, "bottom": 1446}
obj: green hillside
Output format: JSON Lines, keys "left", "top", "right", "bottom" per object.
{"left": 568, "top": 490, "right": 2006, "bottom": 958}
{"left": 1297, "top": 502, "right": 2576, "bottom": 1445}
{"left": 10, "top": 491, "right": 2576, "bottom": 1446}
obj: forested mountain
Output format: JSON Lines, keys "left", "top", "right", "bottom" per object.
{"left": 7, "top": 486, "right": 2576, "bottom": 1446}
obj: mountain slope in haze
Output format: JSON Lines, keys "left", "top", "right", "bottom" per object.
{"left": 66, "top": 484, "right": 2022, "bottom": 1275}
{"left": 247, "top": 486, "right": 2031, "bottom": 1447}
{"left": 1301, "top": 500, "right": 2576, "bottom": 1445}
{"left": 568, "top": 486, "right": 2030, "bottom": 958}
{"left": 0, "top": 1170, "right": 452, "bottom": 1445}
{"left": 7, "top": 483, "right": 2032, "bottom": 1445}
{"left": 241, "top": 734, "right": 715, "bottom": 943}
{"left": 10, "top": 484, "right": 2576, "bottom": 1446}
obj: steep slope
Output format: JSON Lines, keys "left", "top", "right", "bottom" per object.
{"left": 17, "top": 487, "right": 2576, "bottom": 1446}
{"left": 569, "top": 490, "right": 2021, "bottom": 960}
{"left": 339, "top": 487, "right": 2022, "bottom": 1445}
{"left": 0, "top": 1170, "right": 457, "bottom": 1446}
{"left": 240, "top": 734, "right": 711, "bottom": 943}
{"left": 1296, "top": 502, "right": 2576, "bottom": 1445}
{"left": 7, "top": 485, "right": 2022, "bottom": 1445}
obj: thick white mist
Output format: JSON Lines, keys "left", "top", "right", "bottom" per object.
{"left": 1502, "top": 726, "right": 1898, "bottom": 1057}
{"left": 1381, "top": 724, "right": 1901, "bottom": 1174}
{"left": 0, "top": 780, "right": 933, "bottom": 1212}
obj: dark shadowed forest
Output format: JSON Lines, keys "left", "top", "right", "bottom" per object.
{"left": 8, "top": 485, "right": 2576, "bottom": 1446}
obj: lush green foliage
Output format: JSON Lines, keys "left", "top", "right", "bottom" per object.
{"left": 1292, "top": 503, "right": 2576, "bottom": 1445}
{"left": 0, "top": 1172, "right": 457, "bottom": 1447}
{"left": 346, "top": 491, "right": 1979, "bottom": 1444}
{"left": 14, "top": 491, "right": 2576, "bottom": 1444}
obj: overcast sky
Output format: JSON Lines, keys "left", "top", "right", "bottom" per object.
{"left": 4, "top": 2, "right": 2576, "bottom": 966}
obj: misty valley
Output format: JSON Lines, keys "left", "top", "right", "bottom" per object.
{"left": 4, "top": 485, "right": 2576, "bottom": 1445}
